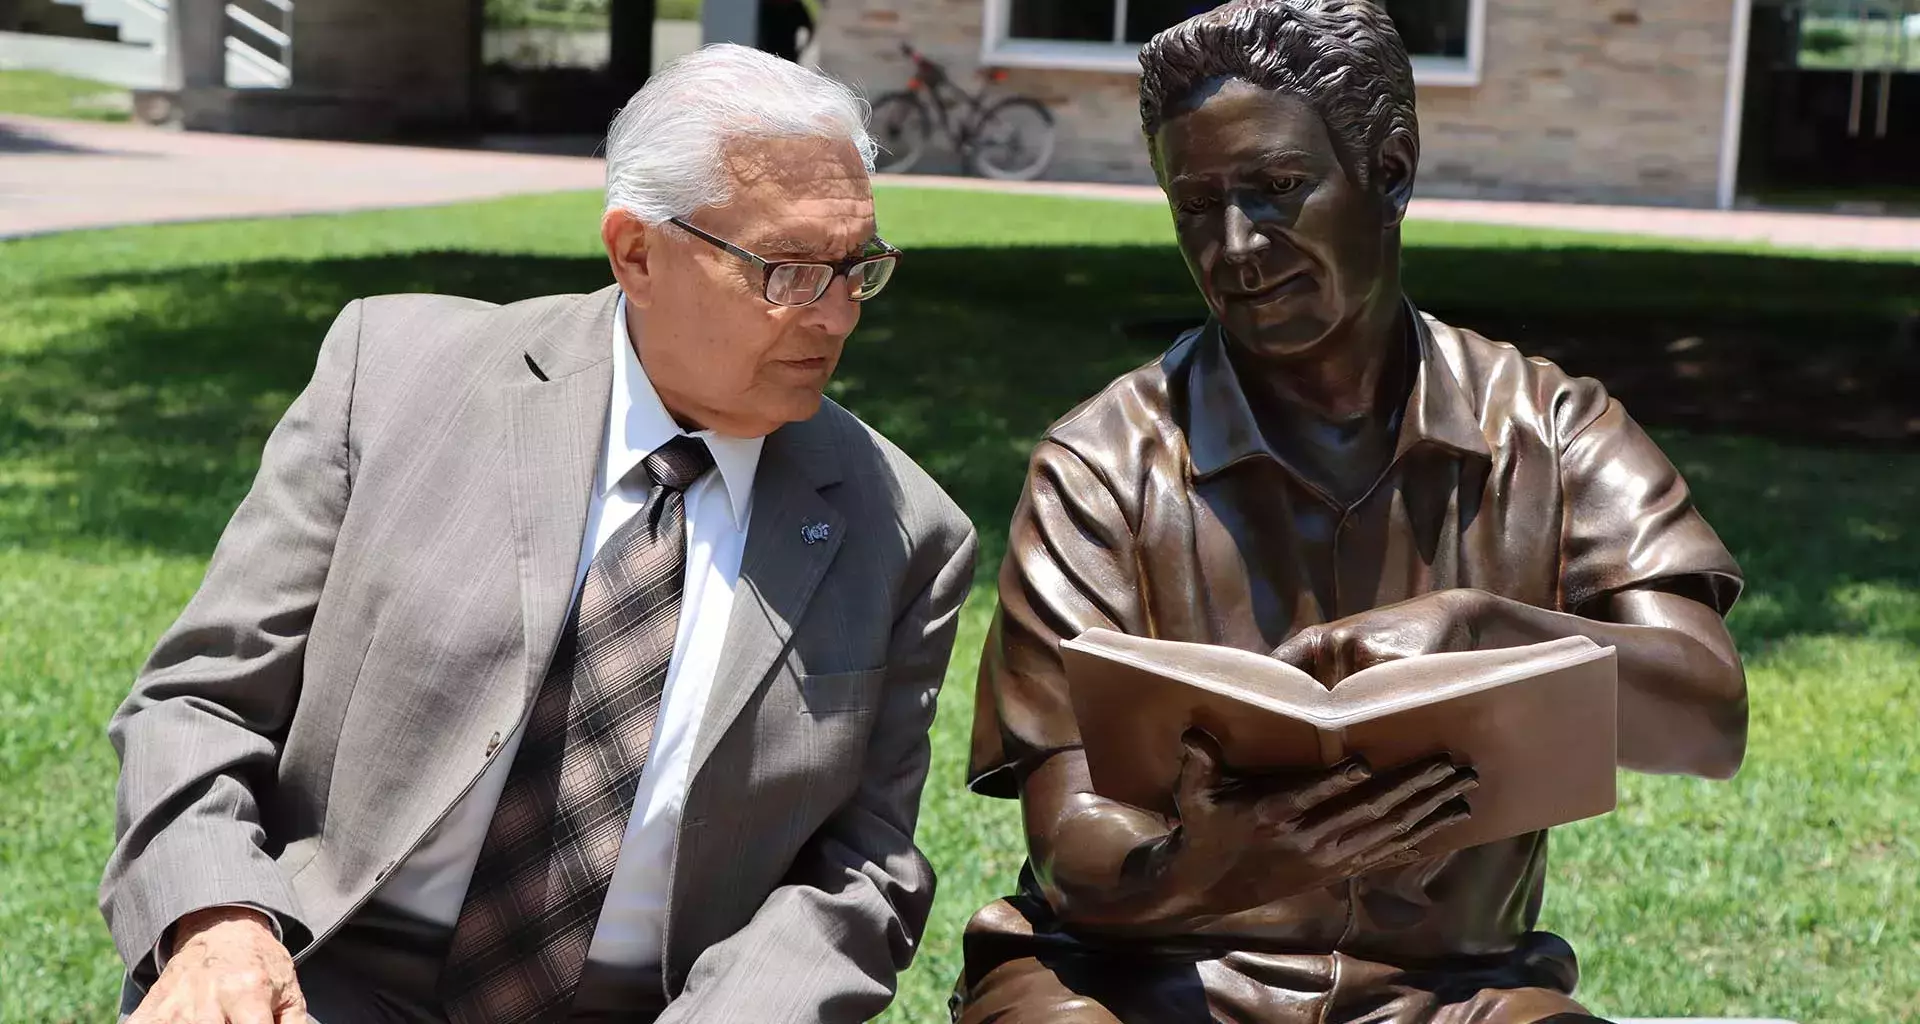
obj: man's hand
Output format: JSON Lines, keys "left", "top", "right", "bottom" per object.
{"left": 1160, "top": 730, "right": 1476, "bottom": 908}
{"left": 128, "top": 907, "right": 308, "bottom": 1024}
{"left": 1272, "top": 589, "right": 1492, "bottom": 686}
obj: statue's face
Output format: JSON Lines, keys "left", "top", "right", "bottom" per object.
{"left": 1152, "top": 77, "right": 1394, "bottom": 362}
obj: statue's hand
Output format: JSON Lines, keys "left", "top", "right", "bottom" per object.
{"left": 1166, "top": 730, "right": 1476, "bottom": 906}
{"left": 1272, "top": 589, "right": 1492, "bottom": 686}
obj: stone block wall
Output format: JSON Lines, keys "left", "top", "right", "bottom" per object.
{"left": 815, "top": 0, "right": 1740, "bottom": 206}
{"left": 1419, "top": 0, "right": 1737, "bottom": 205}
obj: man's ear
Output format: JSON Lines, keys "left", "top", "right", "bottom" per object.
{"left": 1375, "top": 133, "right": 1417, "bottom": 228}
{"left": 602, "top": 208, "right": 656, "bottom": 308}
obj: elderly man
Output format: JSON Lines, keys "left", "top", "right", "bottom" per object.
{"left": 103, "top": 44, "right": 975, "bottom": 1024}
{"left": 954, "top": 2, "right": 1747, "bottom": 1022}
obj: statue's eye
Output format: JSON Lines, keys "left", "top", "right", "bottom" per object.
{"left": 1176, "top": 195, "right": 1217, "bottom": 216}
{"left": 1267, "top": 177, "right": 1306, "bottom": 196}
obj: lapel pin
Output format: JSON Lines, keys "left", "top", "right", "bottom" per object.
{"left": 801, "top": 521, "right": 833, "bottom": 545}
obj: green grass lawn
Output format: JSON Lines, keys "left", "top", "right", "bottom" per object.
{"left": 0, "top": 70, "right": 130, "bottom": 122}
{"left": 2, "top": 189, "right": 1917, "bottom": 1024}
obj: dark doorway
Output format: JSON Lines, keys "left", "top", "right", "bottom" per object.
{"left": 1739, "top": 0, "right": 1920, "bottom": 208}
{"left": 478, "top": 0, "right": 668, "bottom": 138}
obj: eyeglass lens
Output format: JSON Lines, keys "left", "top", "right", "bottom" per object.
{"left": 765, "top": 256, "right": 899, "bottom": 307}
{"left": 849, "top": 257, "right": 896, "bottom": 300}
{"left": 767, "top": 263, "right": 835, "bottom": 306}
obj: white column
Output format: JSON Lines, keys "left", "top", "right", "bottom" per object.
{"left": 165, "top": 0, "right": 226, "bottom": 90}
{"left": 1716, "top": 0, "right": 1755, "bottom": 210}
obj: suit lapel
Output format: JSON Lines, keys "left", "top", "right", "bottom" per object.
{"left": 506, "top": 287, "right": 620, "bottom": 699}
{"left": 502, "top": 286, "right": 853, "bottom": 785}
{"left": 687, "top": 423, "right": 846, "bottom": 783}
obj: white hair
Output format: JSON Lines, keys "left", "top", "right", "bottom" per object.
{"left": 603, "top": 44, "right": 877, "bottom": 223}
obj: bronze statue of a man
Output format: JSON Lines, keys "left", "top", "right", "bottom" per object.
{"left": 953, "top": 2, "right": 1749, "bottom": 1021}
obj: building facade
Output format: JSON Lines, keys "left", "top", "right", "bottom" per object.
{"left": 15, "top": 0, "right": 1909, "bottom": 209}
{"left": 815, "top": 0, "right": 1751, "bottom": 207}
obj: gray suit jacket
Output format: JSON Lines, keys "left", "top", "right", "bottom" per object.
{"left": 100, "top": 285, "right": 978, "bottom": 1021}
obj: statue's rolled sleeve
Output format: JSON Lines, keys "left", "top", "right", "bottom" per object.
{"left": 968, "top": 440, "right": 1142, "bottom": 798}
{"left": 1556, "top": 387, "right": 1744, "bottom": 616}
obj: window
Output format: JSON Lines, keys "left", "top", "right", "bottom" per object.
{"left": 987, "top": 0, "right": 1229, "bottom": 68}
{"left": 1386, "top": 0, "right": 1484, "bottom": 84}
{"left": 1389, "top": 0, "right": 1471, "bottom": 59}
{"left": 981, "top": 0, "right": 1486, "bottom": 85}
{"left": 1792, "top": 1, "right": 1920, "bottom": 72}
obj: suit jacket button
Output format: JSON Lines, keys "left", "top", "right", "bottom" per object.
{"left": 485, "top": 731, "right": 503, "bottom": 756}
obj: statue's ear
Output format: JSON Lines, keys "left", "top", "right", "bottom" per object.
{"left": 1376, "top": 133, "right": 1417, "bottom": 228}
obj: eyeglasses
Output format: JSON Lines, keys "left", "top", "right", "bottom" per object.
{"left": 668, "top": 217, "right": 902, "bottom": 307}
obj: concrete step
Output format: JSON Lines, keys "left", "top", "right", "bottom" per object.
{"left": 39, "top": 0, "right": 285, "bottom": 86}
{"left": 6, "top": 0, "right": 122, "bottom": 40}
{"left": 0, "top": 29, "right": 162, "bottom": 88}
{"left": 47, "top": 0, "right": 165, "bottom": 45}
{"left": 0, "top": 26, "right": 283, "bottom": 89}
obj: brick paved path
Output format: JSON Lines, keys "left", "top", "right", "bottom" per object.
{"left": 0, "top": 115, "right": 605, "bottom": 239}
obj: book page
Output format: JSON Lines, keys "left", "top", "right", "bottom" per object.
{"left": 1061, "top": 628, "right": 1337, "bottom": 713}
{"left": 1062, "top": 629, "right": 1620, "bottom": 846}
{"left": 1318, "top": 636, "right": 1610, "bottom": 725}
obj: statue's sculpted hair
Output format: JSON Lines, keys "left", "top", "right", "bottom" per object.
{"left": 1139, "top": 0, "right": 1419, "bottom": 185}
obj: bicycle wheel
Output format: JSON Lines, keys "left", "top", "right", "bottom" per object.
{"left": 966, "top": 96, "right": 1056, "bottom": 181}
{"left": 870, "top": 92, "right": 933, "bottom": 174}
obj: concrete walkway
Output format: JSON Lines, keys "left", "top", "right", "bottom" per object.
{"left": 2, "top": 114, "right": 1915, "bottom": 256}
{"left": 0, "top": 114, "right": 606, "bottom": 240}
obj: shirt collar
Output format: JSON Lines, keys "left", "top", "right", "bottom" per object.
{"left": 607, "top": 296, "right": 763, "bottom": 529}
{"left": 1185, "top": 298, "right": 1492, "bottom": 482}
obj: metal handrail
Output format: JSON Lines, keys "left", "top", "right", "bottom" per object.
{"left": 225, "top": 3, "right": 288, "bottom": 48}
{"left": 142, "top": 0, "right": 292, "bottom": 87}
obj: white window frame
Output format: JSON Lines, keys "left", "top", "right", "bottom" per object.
{"left": 979, "top": 0, "right": 1487, "bottom": 86}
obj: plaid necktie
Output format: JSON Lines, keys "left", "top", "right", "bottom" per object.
{"left": 440, "top": 435, "right": 715, "bottom": 1024}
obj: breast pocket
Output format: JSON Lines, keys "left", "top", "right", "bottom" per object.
{"left": 796, "top": 666, "right": 886, "bottom": 716}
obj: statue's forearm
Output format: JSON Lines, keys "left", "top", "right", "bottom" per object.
{"left": 1022, "top": 756, "right": 1230, "bottom": 935}
{"left": 1473, "top": 589, "right": 1747, "bottom": 779}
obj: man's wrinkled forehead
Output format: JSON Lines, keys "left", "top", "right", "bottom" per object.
{"left": 714, "top": 135, "right": 875, "bottom": 257}
{"left": 719, "top": 133, "right": 869, "bottom": 199}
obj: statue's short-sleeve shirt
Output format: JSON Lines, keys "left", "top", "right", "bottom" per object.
{"left": 968, "top": 308, "right": 1742, "bottom": 965}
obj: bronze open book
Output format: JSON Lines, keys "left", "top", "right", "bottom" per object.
{"left": 1060, "top": 630, "right": 1620, "bottom": 855}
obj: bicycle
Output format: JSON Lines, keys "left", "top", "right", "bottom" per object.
{"left": 868, "top": 43, "right": 1058, "bottom": 181}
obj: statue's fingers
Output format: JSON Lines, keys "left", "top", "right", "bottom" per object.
{"left": 1335, "top": 774, "right": 1477, "bottom": 856}
{"left": 1175, "top": 728, "right": 1227, "bottom": 811}
{"left": 1350, "top": 796, "right": 1473, "bottom": 870}
{"left": 1270, "top": 627, "right": 1325, "bottom": 672}
{"left": 1284, "top": 757, "right": 1375, "bottom": 813}
{"left": 1305, "top": 756, "right": 1459, "bottom": 839}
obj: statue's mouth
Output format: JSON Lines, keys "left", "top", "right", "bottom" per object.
{"left": 1222, "top": 270, "right": 1313, "bottom": 306}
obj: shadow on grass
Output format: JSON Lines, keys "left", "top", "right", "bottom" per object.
{"left": 2, "top": 242, "right": 1916, "bottom": 656}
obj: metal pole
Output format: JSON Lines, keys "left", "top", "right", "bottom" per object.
{"left": 1848, "top": 1, "right": 1867, "bottom": 136}
{"left": 1878, "top": 66, "right": 1894, "bottom": 136}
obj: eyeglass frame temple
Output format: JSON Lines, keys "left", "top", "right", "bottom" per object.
{"left": 667, "top": 217, "right": 903, "bottom": 303}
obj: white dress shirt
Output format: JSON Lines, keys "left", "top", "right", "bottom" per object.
{"left": 371, "top": 296, "right": 763, "bottom": 968}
